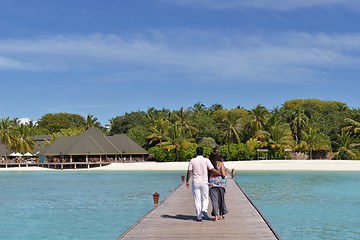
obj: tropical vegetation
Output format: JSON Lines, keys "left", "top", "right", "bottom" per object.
{"left": 1, "top": 99, "right": 359, "bottom": 161}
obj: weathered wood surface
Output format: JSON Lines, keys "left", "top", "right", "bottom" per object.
{"left": 118, "top": 178, "right": 280, "bottom": 240}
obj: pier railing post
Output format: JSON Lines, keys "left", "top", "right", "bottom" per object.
{"left": 152, "top": 192, "right": 160, "bottom": 205}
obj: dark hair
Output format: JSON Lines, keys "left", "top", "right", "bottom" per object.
{"left": 196, "top": 147, "right": 204, "bottom": 155}
{"left": 215, "top": 154, "right": 223, "bottom": 162}
{"left": 209, "top": 152, "right": 223, "bottom": 169}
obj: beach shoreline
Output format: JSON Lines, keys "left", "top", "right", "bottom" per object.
{"left": 1, "top": 160, "right": 360, "bottom": 172}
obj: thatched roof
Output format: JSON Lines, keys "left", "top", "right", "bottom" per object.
{"left": 39, "top": 127, "right": 148, "bottom": 156}
{"left": 108, "top": 134, "right": 148, "bottom": 154}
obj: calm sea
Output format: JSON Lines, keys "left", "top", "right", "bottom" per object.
{"left": 0, "top": 171, "right": 181, "bottom": 240}
{"left": 0, "top": 170, "right": 359, "bottom": 240}
{"left": 235, "top": 171, "right": 360, "bottom": 240}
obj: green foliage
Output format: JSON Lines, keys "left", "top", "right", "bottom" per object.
{"left": 147, "top": 146, "right": 176, "bottom": 162}
{"left": 85, "top": 114, "right": 102, "bottom": 130}
{"left": 249, "top": 104, "right": 269, "bottom": 132}
{"left": 3, "top": 98, "right": 359, "bottom": 160}
{"left": 218, "top": 144, "right": 253, "bottom": 161}
{"left": 178, "top": 144, "right": 199, "bottom": 161}
{"left": 343, "top": 108, "right": 360, "bottom": 135}
{"left": 246, "top": 138, "right": 260, "bottom": 159}
{"left": 268, "top": 149, "right": 286, "bottom": 160}
{"left": 0, "top": 117, "right": 36, "bottom": 153}
{"left": 0, "top": 117, "right": 16, "bottom": 149}
{"left": 156, "top": 123, "right": 194, "bottom": 161}
{"left": 281, "top": 99, "right": 351, "bottom": 142}
{"left": 13, "top": 124, "right": 36, "bottom": 153}
{"left": 148, "top": 143, "right": 213, "bottom": 162}
{"left": 191, "top": 113, "right": 218, "bottom": 141}
{"left": 128, "top": 100, "right": 359, "bottom": 161}
{"left": 333, "top": 132, "right": 360, "bottom": 160}
{"left": 301, "top": 127, "right": 331, "bottom": 159}
{"left": 127, "top": 125, "right": 151, "bottom": 148}
{"left": 202, "top": 146, "right": 214, "bottom": 158}
{"left": 37, "top": 113, "right": 86, "bottom": 133}
{"left": 109, "top": 111, "right": 148, "bottom": 135}
{"left": 218, "top": 109, "right": 244, "bottom": 145}
{"left": 50, "top": 127, "right": 85, "bottom": 142}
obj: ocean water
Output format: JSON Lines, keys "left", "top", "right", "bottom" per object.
{"left": 235, "top": 171, "right": 360, "bottom": 240}
{"left": 0, "top": 171, "right": 182, "bottom": 240}
{"left": 0, "top": 171, "right": 359, "bottom": 240}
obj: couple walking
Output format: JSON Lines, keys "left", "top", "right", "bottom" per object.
{"left": 186, "top": 147, "right": 229, "bottom": 222}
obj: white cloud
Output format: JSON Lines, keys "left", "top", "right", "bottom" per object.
{"left": 0, "top": 31, "right": 360, "bottom": 83}
{"left": 0, "top": 56, "right": 38, "bottom": 70}
{"left": 162, "top": 0, "right": 360, "bottom": 11}
{"left": 18, "top": 118, "right": 31, "bottom": 124}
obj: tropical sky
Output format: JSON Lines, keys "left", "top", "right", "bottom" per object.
{"left": 1, "top": 0, "right": 359, "bottom": 125}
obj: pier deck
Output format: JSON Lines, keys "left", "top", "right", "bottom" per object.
{"left": 118, "top": 178, "right": 280, "bottom": 239}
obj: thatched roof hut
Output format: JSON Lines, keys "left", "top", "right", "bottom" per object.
{"left": 39, "top": 127, "right": 148, "bottom": 163}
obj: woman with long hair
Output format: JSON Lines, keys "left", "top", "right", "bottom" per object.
{"left": 208, "top": 151, "right": 229, "bottom": 221}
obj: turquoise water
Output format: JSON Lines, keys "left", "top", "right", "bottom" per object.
{"left": 1, "top": 171, "right": 359, "bottom": 240}
{"left": 0, "top": 171, "right": 182, "bottom": 240}
{"left": 235, "top": 171, "right": 360, "bottom": 240}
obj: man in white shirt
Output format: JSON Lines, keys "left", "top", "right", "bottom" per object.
{"left": 186, "top": 147, "right": 220, "bottom": 222}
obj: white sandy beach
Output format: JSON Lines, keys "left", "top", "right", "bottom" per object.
{"left": 99, "top": 160, "right": 360, "bottom": 171}
{"left": 1, "top": 160, "right": 360, "bottom": 171}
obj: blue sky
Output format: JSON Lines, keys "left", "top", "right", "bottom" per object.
{"left": 1, "top": 0, "right": 360, "bottom": 126}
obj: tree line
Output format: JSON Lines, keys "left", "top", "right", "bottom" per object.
{"left": 1, "top": 99, "right": 359, "bottom": 161}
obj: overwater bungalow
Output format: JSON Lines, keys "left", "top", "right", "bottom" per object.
{"left": 38, "top": 127, "right": 148, "bottom": 169}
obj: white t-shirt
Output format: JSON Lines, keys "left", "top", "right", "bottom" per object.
{"left": 188, "top": 155, "right": 214, "bottom": 184}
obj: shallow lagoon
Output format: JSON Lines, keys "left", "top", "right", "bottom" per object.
{"left": 1, "top": 171, "right": 359, "bottom": 240}
{"left": 235, "top": 171, "right": 360, "bottom": 240}
{"left": 0, "top": 171, "right": 181, "bottom": 240}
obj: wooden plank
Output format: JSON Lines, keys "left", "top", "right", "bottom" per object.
{"left": 118, "top": 178, "right": 280, "bottom": 240}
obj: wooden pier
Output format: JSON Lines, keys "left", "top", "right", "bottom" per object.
{"left": 118, "top": 178, "right": 281, "bottom": 240}
{"left": 0, "top": 162, "right": 111, "bottom": 170}
{"left": 37, "top": 162, "right": 111, "bottom": 170}
{"left": 0, "top": 162, "right": 39, "bottom": 168}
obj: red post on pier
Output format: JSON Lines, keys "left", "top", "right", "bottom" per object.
{"left": 231, "top": 168, "right": 236, "bottom": 178}
{"left": 152, "top": 192, "right": 160, "bottom": 205}
{"left": 181, "top": 175, "right": 185, "bottom": 182}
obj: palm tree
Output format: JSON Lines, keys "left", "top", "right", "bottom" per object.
{"left": 172, "top": 107, "right": 198, "bottom": 137}
{"left": 147, "top": 113, "right": 171, "bottom": 145}
{"left": 13, "top": 124, "right": 36, "bottom": 153}
{"left": 301, "top": 127, "right": 330, "bottom": 159}
{"left": 191, "top": 102, "right": 206, "bottom": 115}
{"left": 85, "top": 114, "right": 101, "bottom": 129}
{"left": 343, "top": 117, "right": 360, "bottom": 135}
{"left": 333, "top": 132, "right": 360, "bottom": 160}
{"left": 27, "top": 120, "right": 37, "bottom": 129}
{"left": 146, "top": 107, "right": 156, "bottom": 121}
{"left": 0, "top": 117, "right": 17, "bottom": 157}
{"left": 220, "top": 111, "right": 242, "bottom": 145}
{"left": 267, "top": 124, "right": 294, "bottom": 151}
{"left": 11, "top": 117, "right": 21, "bottom": 126}
{"left": 254, "top": 109, "right": 294, "bottom": 157}
{"left": 209, "top": 103, "right": 223, "bottom": 112}
{"left": 290, "top": 107, "right": 309, "bottom": 144}
{"left": 249, "top": 104, "right": 268, "bottom": 133}
{"left": 157, "top": 123, "right": 193, "bottom": 161}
